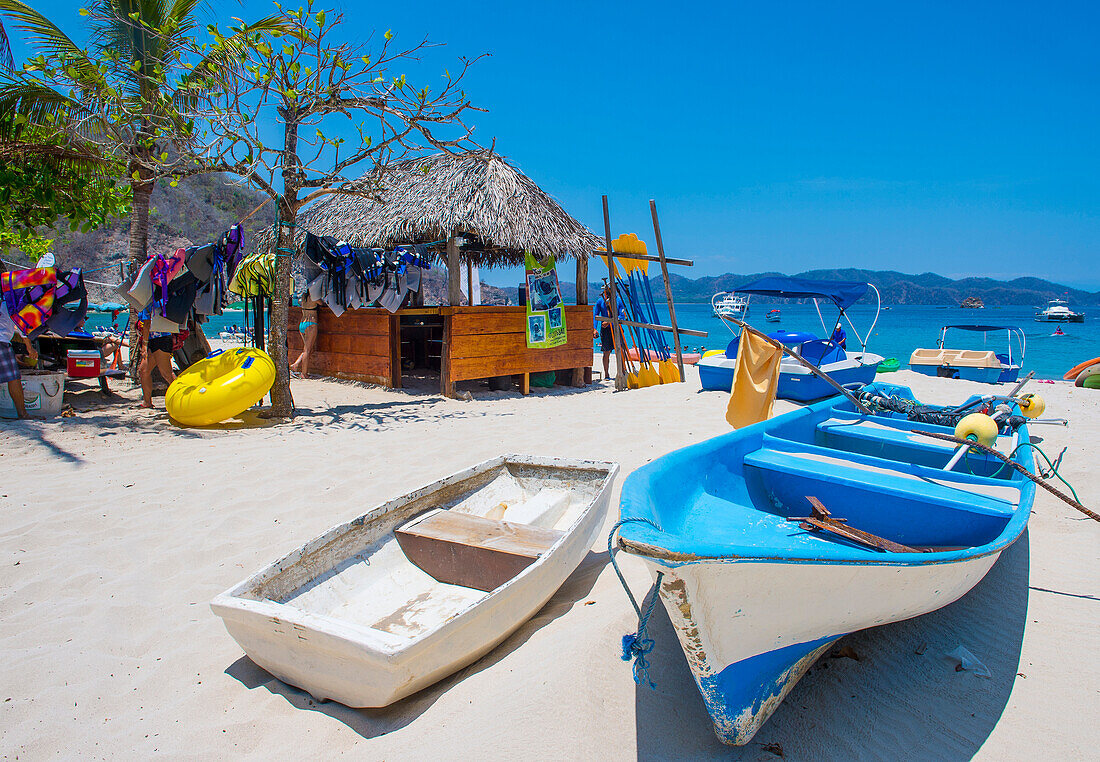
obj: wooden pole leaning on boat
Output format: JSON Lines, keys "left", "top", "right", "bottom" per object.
{"left": 649, "top": 200, "right": 685, "bottom": 381}
{"left": 602, "top": 196, "right": 628, "bottom": 391}
{"left": 722, "top": 316, "right": 874, "bottom": 415}
{"left": 1008, "top": 371, "right": 1035, "bottom": 399}
{"left": 911, "top": 429, "right": 1099, "bottom": 522}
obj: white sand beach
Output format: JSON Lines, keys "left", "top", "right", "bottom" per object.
{"left": 1, "top": 366, "right": 1097, "bottom": 760}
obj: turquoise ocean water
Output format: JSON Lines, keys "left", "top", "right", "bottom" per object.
{"left": 645, "top": 303, "right": 1099, "bottom": 381}
{"left": 84, "top": 303, "right": 1099, "bottom": 380}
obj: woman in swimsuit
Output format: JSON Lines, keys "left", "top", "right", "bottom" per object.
{"left": 291, "top": 297, "right": 321, "bottom": 378}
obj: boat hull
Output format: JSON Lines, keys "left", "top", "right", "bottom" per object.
{"left": 697, "top": 354, "right": 882, "bottom": 400}
{"left": 632, "top": 551, "right": 1001, "bottom": 745}
{"left": 211, "top": 456, "right": 617, "bottom": 707}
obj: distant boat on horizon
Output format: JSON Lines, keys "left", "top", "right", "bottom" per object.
{"left": 1035, "top": 299, "right": 1084, "bottom": 323}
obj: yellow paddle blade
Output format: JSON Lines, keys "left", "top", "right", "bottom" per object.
{"left": 639, "top": 365, "right": 661, "bottom": 387}
{"left": 627, "top": 371, "right": 641, "bottom": 389}
{"left": 658, "top": 360, "right": 678, "bottom": 384}
{"left": 611, "top": 233, "right": 650, "bottom": 274}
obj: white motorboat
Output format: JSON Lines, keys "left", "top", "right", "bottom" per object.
{"left": 712, "top": 292, "right": 750, "bottom": 318}
{"left": 1034, "top": 299, "right": 1084, "bottom": 323}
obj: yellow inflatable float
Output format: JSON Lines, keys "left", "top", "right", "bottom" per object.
{"left": 166, "top": 347, "right": 276, "bottom": 427}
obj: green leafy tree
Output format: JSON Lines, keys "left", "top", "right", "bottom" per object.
{"left": 0, "top": 0, "right": 284, "bottom": 268}
{"left": 206, "top": 1, "right": 481, "bottom": 417}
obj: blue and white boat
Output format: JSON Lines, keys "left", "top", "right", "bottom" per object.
{"left": 615, "top": 382, "right": 1034, "bottom": 745}
{"left": 909, "top": 325, "right": 1025, "bottom": 384}
{"left": 698, "top": 277, "right": 884, "bottom": 401}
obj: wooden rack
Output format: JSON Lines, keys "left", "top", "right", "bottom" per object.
{"left": 599, "top": 196, "right": 706, "bottom": 390}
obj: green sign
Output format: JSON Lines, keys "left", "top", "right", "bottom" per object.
{"left": 524, "top": 251, "right": 567, "bottom": 349}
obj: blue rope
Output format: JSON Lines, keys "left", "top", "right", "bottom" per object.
{"left": 608, "top": 517, "right": 665, "bottom": 689}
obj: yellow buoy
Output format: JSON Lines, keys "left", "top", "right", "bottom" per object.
{"left": 1018, "top": 393, "right": 1045, "bottom": 419}
{"left": 955, "top": 413, "right": 998, "bottom": 448}
{"left": 165, "top": 347, "right": 276, "bottom": 427}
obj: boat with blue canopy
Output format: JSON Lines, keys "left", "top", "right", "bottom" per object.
{"left": 613, "top": 382, "right": 1038, "bottom": 745}
{"left": 698, "top": 277, "right": 884, "bottom": 400}
{"left": 909, "top": 324, "right": 1025, "bottom": 383}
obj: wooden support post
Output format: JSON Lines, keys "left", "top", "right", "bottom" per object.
{"left": 572, "top": 254, "right": 590, "bottom": 387}
{"left": 446, "top": 235, "right": 462, "bottom": 306}
{"left": 602, "top": 196, "right": 628, "bottom": 390}
{"left": 521, "top": 372, "right": 530, "bottom": 395}
{"left": 466, "top": 259, "right": 475, "bottom": 306}
{"left": 389, "top": 314, "right": 402, "bottom": 389}
{"left": 650, "top": 200, "right": 685, "bottom": 381}
{"left": 440, "top": 312, "right": 455, "bottom": 398}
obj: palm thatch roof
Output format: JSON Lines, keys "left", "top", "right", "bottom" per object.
{"left": 260, "top": 150, "right": 600, "bottom": 266}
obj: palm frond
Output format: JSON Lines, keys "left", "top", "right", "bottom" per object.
{"left": 0, "top": 0, "right": 98, "bottom": 81}
{"left": 0, "top": 19, "right": 14, "bottom": 71}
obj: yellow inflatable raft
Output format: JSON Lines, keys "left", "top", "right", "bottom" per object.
{"left": 166, "top": 347, "right": 276, "bottom": 427}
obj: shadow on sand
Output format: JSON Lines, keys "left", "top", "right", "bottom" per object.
{"left": 224, "top": 548, "right": 610, "bottom": 739}
{"left": 634, "top": 531, "right": 1031, "bottom": 760}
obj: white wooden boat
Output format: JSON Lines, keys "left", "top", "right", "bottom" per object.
{"left": 211, "top": 455, "right": 618, "bottom": 707}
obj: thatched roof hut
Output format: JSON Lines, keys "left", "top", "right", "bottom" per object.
{"left": 263, "top": 150, "right": 600, "bottom": 266}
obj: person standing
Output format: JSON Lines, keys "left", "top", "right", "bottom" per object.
{"left": 137, "top": 307, "right": 176, "bottom": 409}
{"left": 592, "top": 285, "right": 626, "bottom": 379}
{"left": 291, "top": 296, "right": 321, "bottom": 379}
{"left": 0, "top": 267, "right": 38, "bottom": 419}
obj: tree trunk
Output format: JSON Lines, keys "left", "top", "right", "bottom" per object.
{"left": 126, "top": 176, "right": 154, "bottom": 378}
{"left": 266, "top": 113, "right": 299, "bottom": 418}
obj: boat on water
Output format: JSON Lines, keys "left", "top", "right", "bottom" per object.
{"left": 765, "top": 309, "right": 781, "bottom": 323}
{"left": 712, "top": 292, "right": 750, "bottom": 319}
{"left": 615, "top": 382, "right": 1036, "bottom": 745}
{"left": 1034, "top": 299, "right": 1084, "bottom": 323}
{"left": 698, "top": 278, "right": 883, "bottom": 401}
{"left": 909, "top": 324, "right": 1024, "bottom": 384}
{"left": 212, "top": 455, "right": 618, "bottom": 708}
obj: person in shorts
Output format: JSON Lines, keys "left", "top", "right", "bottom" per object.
{"left": 0, "top": 262, "right": 39, "bottom": 418}
{"left": 137, "top": 307, "right": 176, "bottom": 409}
{"left": 592, "top": 285, "right": 626, "bottom": 379}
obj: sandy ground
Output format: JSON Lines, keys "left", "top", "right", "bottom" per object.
{"left": 1, "top": 362, "right": 1097, "bottom": 760}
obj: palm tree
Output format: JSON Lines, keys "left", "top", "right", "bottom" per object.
{"left": 0, "top": 1, "right": 284, "bottom": 268}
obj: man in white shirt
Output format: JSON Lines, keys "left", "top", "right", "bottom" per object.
{"left": 0, "top": 291, "right": 39, "bottom": 419}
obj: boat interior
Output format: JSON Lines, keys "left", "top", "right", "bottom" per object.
{"left": 235, "top": 461, "right": 609, "bottom": 647}
{"left": 621, "top": 385, "right": 1033, "bottom": 561}
{"left": 909, "top": 348, "right": 1002, "bottom": 368}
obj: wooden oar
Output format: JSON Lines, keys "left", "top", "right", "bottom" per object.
{"left": 720, "top": 315, "right": 873, "bottom": 415}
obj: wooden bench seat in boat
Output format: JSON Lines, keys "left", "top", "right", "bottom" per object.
{"left": 908, "top": 348, "right": 1000, "bottom": 368}
{"left": 742, "top": 436, "right": 1020, "bottom": 547}
{"left": 396, "top": 510, "right": 565, "bottom": 592}
{"left": 815, "top": 413, "right": 1016, "bottom": 472}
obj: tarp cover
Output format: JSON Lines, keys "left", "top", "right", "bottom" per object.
{"left": 943, "top": 325, "right": 1019, "bottom": 332}
{"left": 734, "top": 277, "right": 868, "bottom": 310}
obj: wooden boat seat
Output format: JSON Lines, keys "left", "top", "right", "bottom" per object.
{"left": 395, "top": 510, "right": 565, "bottom": 592}
{"left": 742, "top": 436, "right": 1019, "bottom": 548}
{"left": 816, "top": 414, "right": 1015, "bottom": 469}
{"left": 909, "top": 348, "right": 1000, "bottom": 368}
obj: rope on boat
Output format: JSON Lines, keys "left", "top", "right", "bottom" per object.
{"left": 608, "top": 517, "right": 665, "bottom": 689}
{"left": 912, "top": 429, "right": 1098, "bottom": 522}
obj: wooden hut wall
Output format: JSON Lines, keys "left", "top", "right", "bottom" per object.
{"left": 288, "top": 306, "right": 396, "bottom": 385}
{"left": 445, "top": 306, "right": 593, "bottom": 387}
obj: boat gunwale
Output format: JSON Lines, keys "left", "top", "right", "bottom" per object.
{"left": 211, "top": 454, "right": 619, "bottom": 657}
{"left": 617, "top": 383, "right": 1034, "bottom": 569}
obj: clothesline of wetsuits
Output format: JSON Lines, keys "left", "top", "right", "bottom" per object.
{"left": 114, "top": 224, "right": 246, "bottom": 335}
{"left": 294, "top": 232, "right": 433, "bottom": 316}
{"left": 0, "top": 264, "right": 90, "bottom": 340}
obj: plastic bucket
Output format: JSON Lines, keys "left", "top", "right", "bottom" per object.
{"left": 0, "top": 370, "right": 67, "bottom": 419}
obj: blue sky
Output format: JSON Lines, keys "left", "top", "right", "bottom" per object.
{"left": 7, "top": 1, "right": 1100, "bottom": 288}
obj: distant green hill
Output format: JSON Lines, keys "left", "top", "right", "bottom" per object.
{"left": 8, "top": 173, "right": 275, "bottom": 299}
{"left": 502, "top": 268, "right": 1098, "bottom": 307}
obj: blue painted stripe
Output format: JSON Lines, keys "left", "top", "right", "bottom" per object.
{"left": 697, "top": 635, "right": 839, "bottom": 745}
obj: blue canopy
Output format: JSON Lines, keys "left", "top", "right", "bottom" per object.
{"left": 734, "top": 277, "right": 869, "bottom": 310}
